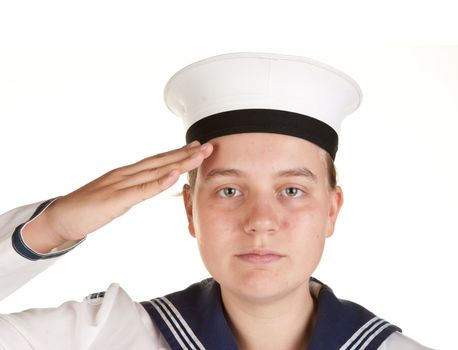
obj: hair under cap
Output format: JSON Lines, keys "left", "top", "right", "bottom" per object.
{"left": 164, "top": 52, "right": 362, "bottom": 159}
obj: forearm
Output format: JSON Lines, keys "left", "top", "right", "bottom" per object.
{"left": 21, "top": 198, "right": 80, "bottom": 254}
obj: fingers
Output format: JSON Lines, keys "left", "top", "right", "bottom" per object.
{"left": 112, "top": 144, "right": 211, "bottom": 190}
{"left": 121, "top": 141, "right": 208, "bottom": 176}
{"left": 111, "top": 142, "right": 213, "bottom": 206}
{"left": 113, "top": 169, "right": 178, "bottom": 209}
{"left": 127, "top": 169, "right": 181, "bottom": 202}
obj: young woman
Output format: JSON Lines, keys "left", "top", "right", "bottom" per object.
{"left": 0, "top": 53, "right": 431, "bottom": 349}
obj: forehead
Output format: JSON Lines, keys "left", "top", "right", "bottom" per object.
{"left": 199, "top": 133, "right": 327, "bottom": 178}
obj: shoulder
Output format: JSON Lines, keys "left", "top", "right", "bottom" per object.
{"left": 379, "top": 332, "right": 434, "bottom": 350}
{"left": 82, "top": 284, "right": 168, "bottom": 348}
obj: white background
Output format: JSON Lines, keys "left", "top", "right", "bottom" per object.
{"left": 0, "top": 2, "right": 457, "bottom": 349}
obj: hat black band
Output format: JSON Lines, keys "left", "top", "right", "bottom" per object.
{"left": 186, "top": 109, "right": 339, "bottom": 159}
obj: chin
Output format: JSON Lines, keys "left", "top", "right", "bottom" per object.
{"left": 223, "top": 270, "right": 297, "bottom": 302}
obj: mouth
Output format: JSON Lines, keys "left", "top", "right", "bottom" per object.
{"left": 235, "top": 249, "right": 285, "bottom": 264}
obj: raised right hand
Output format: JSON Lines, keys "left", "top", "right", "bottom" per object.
{"left": 22, "top": 141, "right": 213, "bottom": 253}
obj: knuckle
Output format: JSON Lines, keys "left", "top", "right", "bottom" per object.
{"left": 137, "top": 182, "right": 150, "bottom": 192}
{"left": 136, "top": 182, "right": 153, "bottom": 199}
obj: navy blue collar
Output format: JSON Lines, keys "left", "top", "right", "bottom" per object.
{"left": 141, "top": 278, "right": 401, "bottom": 350}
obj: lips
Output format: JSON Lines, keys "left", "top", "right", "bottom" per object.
{"left": 236, "top": 249, "right": 285, "bottom": 264}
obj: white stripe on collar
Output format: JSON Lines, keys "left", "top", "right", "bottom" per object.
{"left": 340, "top": 317, "right": 386, "bottom": 350}
{"left": 358, "top": 322, "right": 392, "bottom": 350}
{"left": 148, "top": 297, "right": 206, "bottom": 350}
{"left": 339, "top": 317, "right": 390, "bottom": 350}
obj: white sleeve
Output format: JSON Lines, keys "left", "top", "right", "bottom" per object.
{"left": 0, "top": 203, "right": 167, "bottom": 349}
{"left": 0, "top": 200, "right": 82, "bottom": 300}
{"left": 0, "top": 283, "right": 164, "bottom": 350}
{"left": 378, "top": 331, "right": 434, "bottom": 350}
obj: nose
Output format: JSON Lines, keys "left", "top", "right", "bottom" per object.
{"left": 243, "top": 196, "right": 280, "bottom": 235}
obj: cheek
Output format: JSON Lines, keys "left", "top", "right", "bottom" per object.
{"left": 284, "top": 209, "right": 328, "bottom": 258}
{"left": 193, "top": 204, "right": 240, "bottom": 277}
{"left": 286, "top": 220, "right": 326, "bottom": 276}
{"left": 194, "top": 202, "right": 234, "bottom": 230}
{"left": 193, "top": 203, "right": 237, "bottom": 250}
{"left": 285, "top": 203, "right": 329, "bottom": 234}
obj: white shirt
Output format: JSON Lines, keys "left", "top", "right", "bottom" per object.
{"left": 0, "top": 201, "right": 433, "bottom": 349}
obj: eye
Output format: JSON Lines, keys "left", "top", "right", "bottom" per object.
{"left": 281, "top": 187, "right": 304, "bottom": 198}
{"left": 217, "top": 187, "right": 242, "bottom": 198}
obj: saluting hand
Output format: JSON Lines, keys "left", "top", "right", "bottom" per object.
{"left": 22, "top": 141, "right": 213, "bottom": 253}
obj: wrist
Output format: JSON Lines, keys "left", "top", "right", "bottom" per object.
{"left": 21, "top": 205, "right": 69, "bottom": 254}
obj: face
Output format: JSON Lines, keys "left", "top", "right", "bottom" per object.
{"left": 183, "top": 133, "right": 343, "bottom": 303}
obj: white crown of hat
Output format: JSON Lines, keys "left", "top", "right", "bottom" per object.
{"left": 164, "top": 52, "right": 362, "bottom": 134}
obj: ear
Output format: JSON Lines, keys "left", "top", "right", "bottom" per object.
{"left": 325, "top": 186, "right": 344, "bottom": 237}
{"left": 182, "top": 184, "right": 196, "bottom": 237}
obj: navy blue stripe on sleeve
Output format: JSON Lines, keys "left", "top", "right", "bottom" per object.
{"left": 11, "top": 198, "right": 82, "bottom": 260}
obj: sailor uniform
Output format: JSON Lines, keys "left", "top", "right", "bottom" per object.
{"left": 141, "top": 278, "right": 400, "bottom": 350}
{"left": 0, "top": 201, "right": 432, "bottom": 349}
{"left": 0, "top": 53, "right": 433, "bottom": 349}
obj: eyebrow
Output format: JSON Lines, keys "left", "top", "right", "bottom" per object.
{"left": 277, "top": 167, "right": 318, "bottom": 183}
{"left": 205, "top": 168, "right": 243, "bottom": 180}
{"left": 205, "top": 167, "right": 318, "bottom": 183}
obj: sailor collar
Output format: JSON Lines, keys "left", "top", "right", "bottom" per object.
{"left": 141, "top": 278, "right": 401, "bottom": 350}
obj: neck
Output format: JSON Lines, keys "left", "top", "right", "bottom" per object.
{"left": 221, "top": 281, "right": 316, "bottom": 350}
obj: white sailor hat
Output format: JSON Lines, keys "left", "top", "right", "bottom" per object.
{"left": 164, "top": 52, "right": 362, "bottom": 159}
